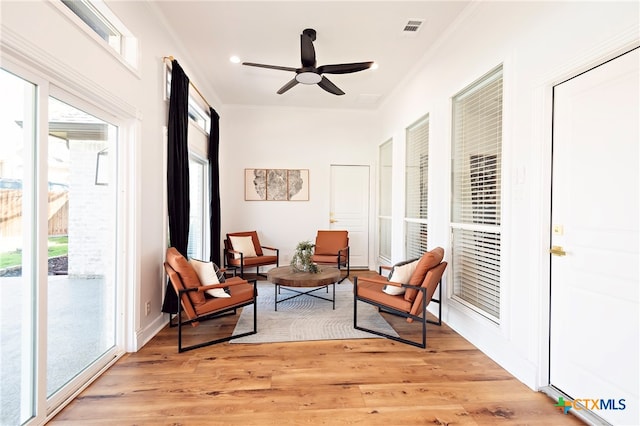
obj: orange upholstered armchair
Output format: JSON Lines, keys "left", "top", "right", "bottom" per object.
{"left": 164, "top": 247, "right": 257, "bottom": 352}
{"left": 311, "top": 230, "right": 349, "bottom": 283}
{"left": 354, "top": 247, "right": 446, "bottom": 348}
{"left": 224, "top": 231, "right": 279, "bottom": 278}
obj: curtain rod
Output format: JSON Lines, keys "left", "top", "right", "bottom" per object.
{"left": 163, "top": 55, "right": 212, "bottom": 110}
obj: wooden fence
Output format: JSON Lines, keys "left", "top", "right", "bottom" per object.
{"left": 0, "top": 189, "right": 69, "bottom": 238}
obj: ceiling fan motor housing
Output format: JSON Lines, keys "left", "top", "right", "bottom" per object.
{"left": 302, "top": 28, "right": 316, "bottom": 41}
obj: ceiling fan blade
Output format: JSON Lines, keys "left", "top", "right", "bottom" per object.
{"left": 300, "top": 33, "right": 316, "bottom": 67}
{"left": 242, "top": 62, "right": 298, "bottom": 72}
{"left": 277, "top": 78, "right": 299, "bottom": 94}
{"left": 317, "top": 76, "right": 345, "bottom": 96}
{"left": 317, "top": 62, "right": 374, "bottom": 75}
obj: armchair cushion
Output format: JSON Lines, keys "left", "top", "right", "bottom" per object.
{"left": 357, "top": 279, "right": 413, "bottom": 312}
{"left": 404, "top": 247, "right": 445, "bottom": 303}
{"left": 166, "top": 248, "right": 206, "bottom": 306}
{"left": 229, "top": 235, "right": 257, "bottom": 259}
{"left": 383, "top": 259, "right": 419, "bottom": 296}
{"left": 314, "top": 230, "right": 348, "bottom": 255}
{"left": 192, "top": 277, "right": 256, "bottom": 315}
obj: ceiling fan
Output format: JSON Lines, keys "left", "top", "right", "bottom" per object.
{"left": 242, "top": 28, "right": 374, "bottom": 96}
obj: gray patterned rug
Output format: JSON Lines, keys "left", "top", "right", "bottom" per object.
{"left": 231, "top": 280, "right": 399, "bottom": 343}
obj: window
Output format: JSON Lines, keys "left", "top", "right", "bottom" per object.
{"left": 165, "top": 67, "right": 211, "bottom": 134}
{"left": 58, "top": 0, "right": 138, "bottom": 69}
{"left": 378, "top": 139, "right": 392, "bottom": 263}
{"left": 405, "top": 115, "right": 429, "bottom": 259}
{"left": 450, "top": 65, "right": 503, "bottom": 323}
{"left": 187, "top": 154, "right": 210, "bottom": 260}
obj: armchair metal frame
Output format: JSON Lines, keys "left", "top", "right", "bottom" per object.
{"left": 224, "top": 231, "right": 279, "bottom": 279}
{"left": 174, "top": 281, "right": 257, "bottom": 352}
{"left": 164, "top": 258, "right": 257, "bottom": 353}
{"left": 353, "top": 256, "right": 445, "bottom": 349}
{"left": 311, "top": 230, "right": 350, "bottom": 283}
{"left": 354, "top": 278, "right": 441, "bottom": 349}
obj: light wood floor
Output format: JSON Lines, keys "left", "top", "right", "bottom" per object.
{"left": 50, "top": 271, "right": 583, "bottom": 425}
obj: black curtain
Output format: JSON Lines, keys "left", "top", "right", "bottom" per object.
{"left": 162, "top": 59, "right": 190, "bottom": 314}
{"left": 208, "top": 108, "right": 222, "bottom": 266}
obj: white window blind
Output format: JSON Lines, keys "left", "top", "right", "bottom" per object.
{"left": 451, "top": 66, "right": 503, "bottom": 323}
{"left": 378, "top": 139, "right": 392, "bottom": 262}
{"left": 405, "top": 115, "right": 429, "bottom": 259}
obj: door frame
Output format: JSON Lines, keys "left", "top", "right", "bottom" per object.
{"left": 534, "top": 38, "right": 640, "bottom": 416}
{"left": 329, "top": 164, "right": 371, "bottom": 270}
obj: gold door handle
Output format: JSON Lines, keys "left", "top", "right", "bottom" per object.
{"left": 549, "top": 245, "right": 566, "bottom": 256}
{"left": 330, "top": 219, "right": 338, "bottom": 223}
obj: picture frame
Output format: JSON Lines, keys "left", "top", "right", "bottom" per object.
{"left": 244, "top": 168, "right": 309, "bottom": 201}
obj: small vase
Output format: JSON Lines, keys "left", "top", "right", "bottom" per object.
{"left": 292, "top": 258, "right": 307, "bottom": 272}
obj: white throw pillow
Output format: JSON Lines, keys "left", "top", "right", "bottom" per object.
{"left": 189, "top": 259, "right": 220, "bottom": 285}
{"left": 229, "top": 235, "right": 257, "bottom": 259}
{"left": 205, "top": 287, "right": 231, "bottom": 298}
{"left": 188, "top": 259, "right": 230, "bottom": 298}
{"left": 382, "top": 259, "right": 419, "bottom": 295}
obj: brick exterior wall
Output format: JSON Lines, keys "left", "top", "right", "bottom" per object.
{"left": 67, "top": 141, "right": 113, "bottom": 278}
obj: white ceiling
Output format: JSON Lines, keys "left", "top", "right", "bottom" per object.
{"left": 152, "top": 1, "right": 471, "bottom": 110}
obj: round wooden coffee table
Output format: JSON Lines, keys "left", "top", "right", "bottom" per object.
{"left": 267, "top": 266, "right": 341, "bottom": 311}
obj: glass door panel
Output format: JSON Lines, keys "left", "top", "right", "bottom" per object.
{"left": 46, "top": 97, "right": 117, "bottom": 399}
{"left": 0, "top": 68, "right": 37, "bottom": 425}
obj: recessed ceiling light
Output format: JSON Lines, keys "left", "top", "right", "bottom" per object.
{"left": 229, "top": 56, "right": 241, "bottom": 64}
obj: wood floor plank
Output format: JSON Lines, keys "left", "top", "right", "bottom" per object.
{"left": 50, "top": 271, "right": 584, "bottom": 425}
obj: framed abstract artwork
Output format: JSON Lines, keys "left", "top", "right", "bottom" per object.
{"left": 244, "top": 169, "right": 309, "bottom": 201}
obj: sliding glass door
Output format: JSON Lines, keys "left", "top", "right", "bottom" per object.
{"left": 0, "top": 67, "right": 121, "bottom": 425}
{"left": 46, "top": 97, "right": 118, "bottom": 402}
{"left": 0, "top": 67, "right": 38, "bottom": 426}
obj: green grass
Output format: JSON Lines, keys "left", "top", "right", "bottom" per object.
{"left": 0, "top": 236, "right": 68, "bottom": 269}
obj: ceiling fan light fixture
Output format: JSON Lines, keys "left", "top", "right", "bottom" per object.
{"left": 242, "top": 28, "right": 372, "bottom": 95}
{"left": 296, "top": 72, "right": 322, "bottom": 85}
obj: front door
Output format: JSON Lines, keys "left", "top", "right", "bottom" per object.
{"left": 549, "top": 48, "right": 639, "bottom": 424}
{"left": 329, "top": 165, "right": 369, "bottom": 269}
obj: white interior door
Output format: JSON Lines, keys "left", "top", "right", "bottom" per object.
{"left": 549, "top": 48, "right": 639, "bottom": 424}
{"left": 329, "top": 165, "right": 369, "bottom": 269}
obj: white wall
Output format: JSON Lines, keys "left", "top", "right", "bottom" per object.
{"left": 221, "top": 105, "right": 378, "bottom": 263}
{"left": 377, "top": 0, "right": 638, "bottom": 389}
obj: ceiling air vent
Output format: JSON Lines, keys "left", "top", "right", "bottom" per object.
{"left": 402, "top": 19, "right": 425, "bottom": 35}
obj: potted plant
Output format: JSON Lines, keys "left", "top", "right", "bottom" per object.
{"left": 290, "top": 240, "right": 319, "bottom": 273}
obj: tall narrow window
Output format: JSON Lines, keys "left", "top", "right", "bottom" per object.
{"left": 378, "top": 139, "right": 392, "bottom": 263}
{"left": 451, "top": 65, "right": 503, "bottom": 323}
{"left": 405, "top": 115, "right": 429, "bottom": 259}
{"left": 165, "top": 66, "right": 211, "bottom": 134}
{"left": 187, "top": 154, "right": 209, "bottom": 260}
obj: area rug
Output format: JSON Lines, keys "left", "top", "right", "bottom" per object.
{"left": 231, "top": 280, "right": 399, "bottom": 343}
